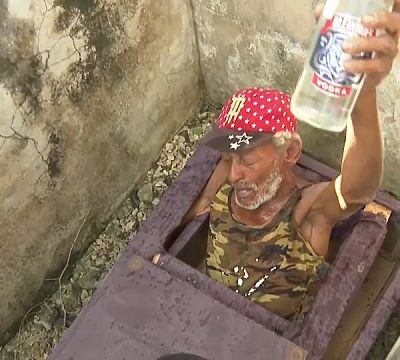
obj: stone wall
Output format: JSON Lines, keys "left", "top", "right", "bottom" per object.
{"left": 0, "top": 0, "right": 201, "bottom": 338}
{"left": 192, "top": 0, "right": 400, "bottom": 195}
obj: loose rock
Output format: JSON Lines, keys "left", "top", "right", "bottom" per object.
{"left": 137, "top": 183, "right": 153, "bottom": 205}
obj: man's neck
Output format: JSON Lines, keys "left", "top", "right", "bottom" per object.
{"left": 231, "top": 171, "right": 298, "bottom": 227}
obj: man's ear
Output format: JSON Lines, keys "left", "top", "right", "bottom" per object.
{"left": 284, "top": 136, "right": 302, "bottom": 166}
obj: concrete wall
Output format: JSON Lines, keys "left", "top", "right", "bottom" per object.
{"left": 0, "top": 0, "right": 201, "bottom": 338}
{"left": 192, "top": 0, "right": 400, "bottom": 195}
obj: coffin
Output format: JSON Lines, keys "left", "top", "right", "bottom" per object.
{"left": 49, "top": 145, "right": 400, "bottom": 360}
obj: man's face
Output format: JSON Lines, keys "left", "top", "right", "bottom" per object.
{"left": 223, "top": 141, "right": 283, "bottom": 210}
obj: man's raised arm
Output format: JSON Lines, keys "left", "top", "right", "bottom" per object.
{"left": 308, "top": 5, "right": 399, "bottom": 225}
{"left": 340, "top": 89, "right": 383, "bottom": 207}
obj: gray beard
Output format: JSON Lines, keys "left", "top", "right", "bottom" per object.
{"left": 234, "top": 165, "right": 283, "bottom": 210}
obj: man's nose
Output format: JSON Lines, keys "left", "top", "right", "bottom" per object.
{"left": 228, "top": 161, "right": 244, "bottom": 184}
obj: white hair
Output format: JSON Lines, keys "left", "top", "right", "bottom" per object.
{"left": 272, "top": 131, "right": 301, "bottom": 150}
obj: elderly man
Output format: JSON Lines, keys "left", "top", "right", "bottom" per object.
{"left": 184, "top": 4, "right": 400, "bottom": 320}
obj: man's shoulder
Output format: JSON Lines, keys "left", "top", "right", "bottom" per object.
{"left": 203, "top": 160, "right": 229, "bottom": 201}
{"left": 294, "top": 181, "right": 331, "bottom": 224}
{"left": 300, "top": 182, "right": 330, "bottom": 199}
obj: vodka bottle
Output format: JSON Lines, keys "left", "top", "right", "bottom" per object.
{"left": 290, "top": 0, "right": 393, "bottom": 132}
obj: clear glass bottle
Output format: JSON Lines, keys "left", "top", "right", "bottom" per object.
{"left": 290, "top": 0, "right": 393, "bottom": 132}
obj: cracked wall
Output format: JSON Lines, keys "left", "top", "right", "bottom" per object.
{"left": 192, "top": 0, "right": 400, "bottom": 195}
{"left": 0, "top": 0, "right": 201, "bottom": 339}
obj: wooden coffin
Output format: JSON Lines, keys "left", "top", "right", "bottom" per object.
{"left": 129, "top": 145, "right": 399, "bottom": 359}
{"left": 50, "top": 145, "right": 400, "bottom": 360}
{"left": 49, "top": 255, "right": 306, "bottom": 360}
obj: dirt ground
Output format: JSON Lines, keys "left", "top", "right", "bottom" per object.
{"left": 1, "top": 108, "right": 399, "bottom": 360}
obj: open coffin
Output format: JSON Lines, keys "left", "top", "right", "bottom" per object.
{"left": 49, "top": 145, "right": 400, "bottom": 360}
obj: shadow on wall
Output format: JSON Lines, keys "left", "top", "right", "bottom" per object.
{"left": 0, "top": 0, "right": 140, "bottom": 184}
{"left": 0, "top": 0, "right": 137, "bottom": 112}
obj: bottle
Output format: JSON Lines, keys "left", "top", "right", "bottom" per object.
{"left": 290, "top": 0, "right": 393, "bottom": 132}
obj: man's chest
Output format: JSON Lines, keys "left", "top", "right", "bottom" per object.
{"left": 294, "top": 183, "right": 334, "bottom": 255}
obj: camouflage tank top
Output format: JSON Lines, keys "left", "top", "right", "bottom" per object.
{"left": 205, "top": 183, "right": 329, "bottom": 320}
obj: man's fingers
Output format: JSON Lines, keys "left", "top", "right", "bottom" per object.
{"left": 344, "top": 57, "right": 393, "bottom": 74}
{"left": 314, "top": 3, "right": 324, "bottom": 22}
{"left": 362, "top": 10, "right": 400, "bottom": 34}
{"left": 343, "top": 35, "right": 398, "bottom": 58}
{"left": 393, "top": 0, "right": 400, "bottom": 13}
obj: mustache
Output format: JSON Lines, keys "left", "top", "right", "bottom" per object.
{"left": 234, "top": 182, "right": 258, "bottom": 191}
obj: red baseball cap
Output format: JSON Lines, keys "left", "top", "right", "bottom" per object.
{"left": 202, "top": 87, "right": 298, "bottom": 152}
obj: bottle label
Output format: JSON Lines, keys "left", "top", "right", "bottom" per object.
{"left": 310, "top": 14, "right": 375, "bottom": 97}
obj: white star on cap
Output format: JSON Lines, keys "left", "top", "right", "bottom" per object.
{"left": 228, "top": 135, "right": 234, "bottom": 140}
{"left": 238, "top": 115, "right": 243, "bottom": 120}
{"left": 245, "top": 119, "right": 250, "bottom": 124}
{"left": 260, "top": 105, "right": 265, "bottom": 109}
{"left": 267, "top": 109, "right": 272, "bottom": 113}
{"left": 230, "top": 142, "right": 240, "bottom": 150}
{"left": 236, "top": 132, "right": 253, "bottom": 145}
{"left": 246, "top": 108, "right": 251, "bottom": 113}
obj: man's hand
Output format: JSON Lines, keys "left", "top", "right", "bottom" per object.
{"left": 315, "top": 1, "right": 400, "bottom": 93}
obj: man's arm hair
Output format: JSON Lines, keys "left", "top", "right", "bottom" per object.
{"left": 181, "top": 159, "right": 228, "bottom": 225}
{"left": 307, "top": 89, "right": 384, "bottom": 225}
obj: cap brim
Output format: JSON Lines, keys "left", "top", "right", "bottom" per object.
{"left": 201, "top": 125, "right": 273, "bottom": 153}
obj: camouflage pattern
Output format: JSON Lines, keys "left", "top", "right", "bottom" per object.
{"left": 205, "top": 183, "right": 329, "bottom": 320}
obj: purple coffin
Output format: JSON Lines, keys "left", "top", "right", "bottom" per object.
{"left": 49, "top": 256, "right": 306, "bottom": 360}
{"left": 49, "top": 145, "right": 400, "bottom": 360}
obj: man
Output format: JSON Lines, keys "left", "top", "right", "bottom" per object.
{"left": 184, "top": 3, "right": 400, "bottom": 320}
